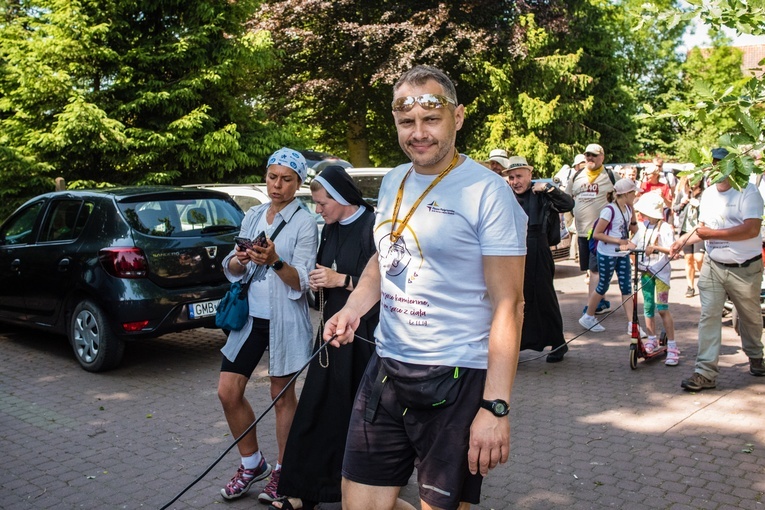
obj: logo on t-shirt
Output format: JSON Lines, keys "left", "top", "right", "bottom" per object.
{"left": 577, "top": 182, "right": 600, "bottom": 200}
{"left": 379, "top": 236, "right": 412, "bottom": 277}
{"left": 426, "top": 201, "right": 455, "bottom": 215}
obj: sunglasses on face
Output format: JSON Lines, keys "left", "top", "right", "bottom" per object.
{"left": 391, "top": 94, "right": 456, "bottom": 112}
{"left": 584, "top": 152, "right": 600, "bottom": 158}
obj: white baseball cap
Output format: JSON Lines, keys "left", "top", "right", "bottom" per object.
{"left": 584, "top": 143, "right": 604, "bottom": 156}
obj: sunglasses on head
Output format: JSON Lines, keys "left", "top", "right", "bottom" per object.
{"left": 391, "top": 94, "right": 456, "bottom": 112}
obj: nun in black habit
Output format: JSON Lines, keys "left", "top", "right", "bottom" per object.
{"left": 274, "top": 166, "right": 378, "bottom": 510}
{"left": 503, "top": 156, "right": 574, "bottom": 362}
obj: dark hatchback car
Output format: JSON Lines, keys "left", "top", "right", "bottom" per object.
{"left": 0, "top": 187, "right": 244, "bottom": 372}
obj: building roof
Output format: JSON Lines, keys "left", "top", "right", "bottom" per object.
{"left": 738, "top": 45, "right": 765, "bottom": 77}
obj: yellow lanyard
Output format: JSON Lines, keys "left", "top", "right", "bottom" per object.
{"left": 389, "top": 150, "right": 460, "bottom": 243}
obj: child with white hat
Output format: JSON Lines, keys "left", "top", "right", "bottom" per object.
{"left": 632, "top": 192, "right": 680, "bottom": 366}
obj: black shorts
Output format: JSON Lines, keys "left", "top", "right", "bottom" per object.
{"left": 342, "top": 353, "right": 486, "bottom": 510}
{"left": 220, "top": 318, "right": 270, "bottom": 378}
{"left": 578, "top": 236, "right": 599, "bottom": 272}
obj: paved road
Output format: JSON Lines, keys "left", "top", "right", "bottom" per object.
{"left": 1, "top": 259, "right": 763, "bottom": 509}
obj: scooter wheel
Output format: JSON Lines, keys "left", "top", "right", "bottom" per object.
{"left": 659, "top": 330, "right": 667, "bottom": 346}
{"left": 629, "top": 344, "right": 638, "bottom": 370}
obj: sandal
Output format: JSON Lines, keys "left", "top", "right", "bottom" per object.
{"left": 269, "top": 496, "right": 317, "bottom": 510}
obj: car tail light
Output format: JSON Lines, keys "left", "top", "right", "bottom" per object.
{"left": 122, "top": 320, "right": 150, "bottom": 332}
{"left": 99, "top": 247, "right": 148, "bottom": 278}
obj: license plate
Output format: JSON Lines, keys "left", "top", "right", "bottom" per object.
{"left": 189, "top": 299, "right": 220, "bottom": 319}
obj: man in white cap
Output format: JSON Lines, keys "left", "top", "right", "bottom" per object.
{"left": 671, "top": 147, "right": 765, "bottom": 391}
{"left": 487, "top": 148, "right": 511, "bottom": 175}
{"left": 565, "top": 143, "right": 617, "bottom": 314}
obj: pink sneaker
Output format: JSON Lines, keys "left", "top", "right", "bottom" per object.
{"left": 665, "top": 347, "right": 680, "bottom": 366}
{"left": 258, "top": 467, "right": 281, "bottom": 503}
{"left": 221, "top": 456, "right": 271, "bottom": 500}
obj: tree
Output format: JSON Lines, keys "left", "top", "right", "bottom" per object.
{"left": 465, "top": 0, "right": 687, "bottom": 175}
{"left": 672, "top": 41, "right": 748, "bottom": 160}
{"left": 639, "top": 1, "right": 765, "bottom": 188}
{"left": 251, "top": 0, "right": 554, "bottom": 168}
{"left": 0, "top": 0, "right": 290, "bottom": 217}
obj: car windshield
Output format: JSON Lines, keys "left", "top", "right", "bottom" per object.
{"left": 119, "top": 197, "right": 242, "bottom": 237}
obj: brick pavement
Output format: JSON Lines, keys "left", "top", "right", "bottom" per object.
{"left": 0, "top": 258, "right": 763, "bottom": 509}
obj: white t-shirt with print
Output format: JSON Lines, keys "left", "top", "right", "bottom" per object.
{"left": 373, "top": 156, "right": 528, "bottom": 369}
{"left": 632, "top": 220, "right": 675, "bottom": 285}
{"left": 595, "top": 203, "right": 632, "bottom": 258}
{"left": 698, "top": 182, "right": 763, "bottom": 264}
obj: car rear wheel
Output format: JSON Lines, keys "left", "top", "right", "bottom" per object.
{"left": 70, "top": 300, "right": 124, "bottom": 372}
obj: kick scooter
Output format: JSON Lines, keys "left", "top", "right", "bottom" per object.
{"left": 628, "top": 249, "right": 667, "bottom": 369}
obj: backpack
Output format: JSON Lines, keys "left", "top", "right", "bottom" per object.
{"left": 587, "top": 204, "right": 615, "bottom": 253}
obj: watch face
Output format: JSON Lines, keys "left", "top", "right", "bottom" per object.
{"left": 494, "top": 401, "right": 508, "bottom": 415}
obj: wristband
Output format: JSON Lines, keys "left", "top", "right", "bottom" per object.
{"left": 630, "top": 221, "right": 637, "bottom": 226}
{"left": 235, "top": 258, "right": 249, "bottom": 267}
{"left": 344, "top": 274, "right": 351, "bottom": 289}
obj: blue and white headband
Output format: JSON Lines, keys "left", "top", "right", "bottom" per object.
{"left": 267, "top": 148, "right": 308, "bottom": 183}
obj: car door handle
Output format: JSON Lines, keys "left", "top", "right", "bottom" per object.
{"left": 11, "top": 258, "right": 21, "bottom": 272}
{"left": 58, "top": 258, "right": 71, "bottom": 272}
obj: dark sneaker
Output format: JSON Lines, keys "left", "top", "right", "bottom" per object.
{"left": 220, "top": 457, "right": 271, "bottom": 500}
{"left": 681, "top": 372, "right": 716, "bottom": 391}
{"left": 582, "top": 299, "right": 611, "bottom": 316}
{"left": 750, "top": 358, "right": 765, "bottom": 376}
{"left": 685, "top": 286, "right": 695, "bottom": 298}
{"left": 258, "top": 468, "right": 281, "bottom": 503}
{"left": 546, "top": 344, "right": 568, "bottom": 363}
{"left": 594, "top": 299, "right": 611, "bottom": 315}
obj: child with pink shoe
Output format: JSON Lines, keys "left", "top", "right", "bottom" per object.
{"left": 632, "top": 192, "right": 680, "bottom": 366}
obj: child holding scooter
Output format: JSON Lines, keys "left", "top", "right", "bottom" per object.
{"left": 632, "top": 192, "right": 679, "bottom": 366}
{"left": 579, "top": 179, "right": 640, "bottom": 334}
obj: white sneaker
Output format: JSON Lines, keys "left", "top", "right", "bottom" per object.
{"left": 579, "top": 314, "right": 605, "bottom": 332}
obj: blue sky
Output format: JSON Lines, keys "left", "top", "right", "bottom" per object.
{"left": 681, "top": 20, "right": 765, "bottom": 51}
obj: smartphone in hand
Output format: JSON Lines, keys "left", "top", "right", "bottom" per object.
{"left": 252, "top": 231, "right": 268, "bottom": 248}
{"left": 234, "top": 236, "right": 254, "bottom": 250}
{"left": 235, "top": 231, "right": 267, "bottom": 251}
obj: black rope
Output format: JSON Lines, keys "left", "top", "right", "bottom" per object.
{"left": 158, "top": 334, "right": 337, "bottom": 510}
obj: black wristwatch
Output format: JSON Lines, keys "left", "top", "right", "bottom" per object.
{"left": 271, "top": 258, "right": 284, "bottom": 271}
{"left": 343, "top": 274, "right": 351, "bottom": 289}
{"left": 544, "top": 183, "right": 554, "bottom": 192}
{"left": 480, "top": 398, "right": 510, "bottom": 417}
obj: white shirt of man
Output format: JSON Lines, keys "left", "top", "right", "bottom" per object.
{"left": 698, "top": 182, "right": 763, "bottom": 264}
{"left": 373, "top": 157, "right": 527, "bottom": 369}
